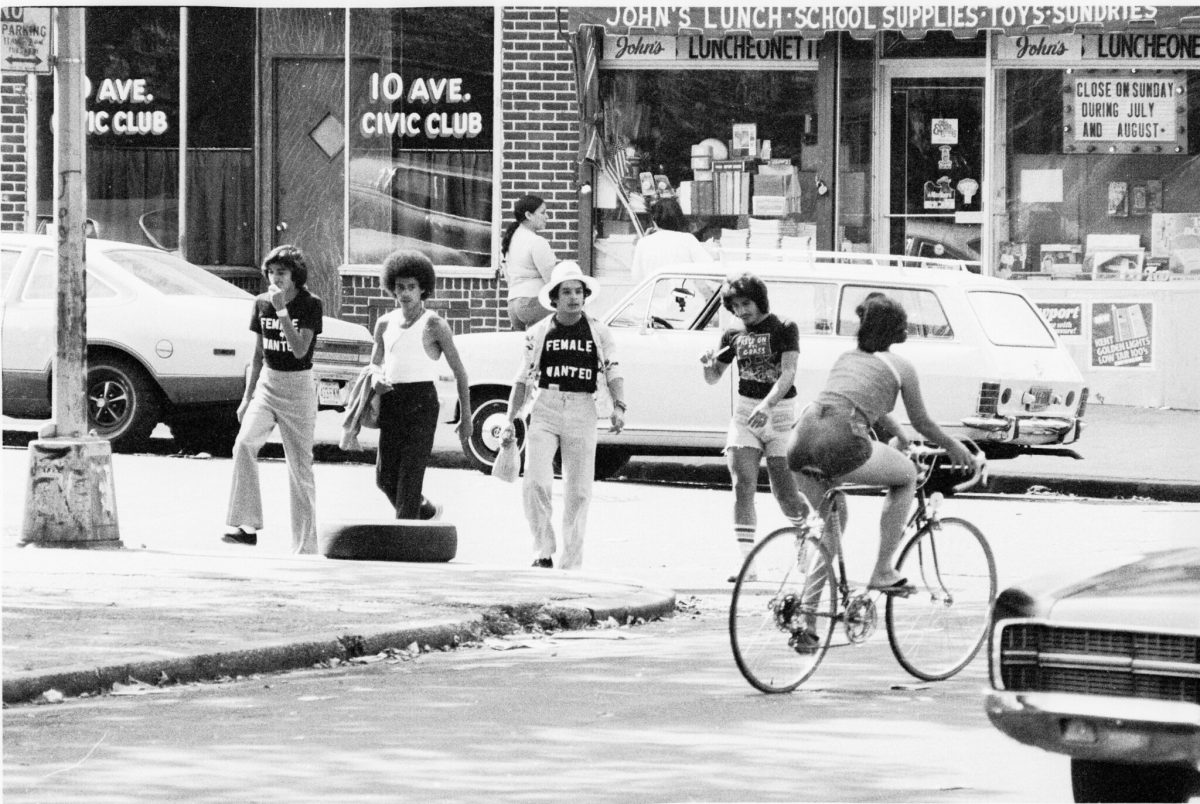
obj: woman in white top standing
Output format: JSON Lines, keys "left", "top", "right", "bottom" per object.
{"left": 501, "top": 194, "right": 556, "bottom": 330}
{"left": 629, "top": 197, "right": 712, "bottom": 285}
{"left": 371, "top": 250, "right": 471, "bottom": 520}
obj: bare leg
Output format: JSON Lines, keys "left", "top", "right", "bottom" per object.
{"left": 727, "top": 446, "right": 761, "bottom": 559}
{"left": 838, "top": 441, "right": 916, "bottom": 586}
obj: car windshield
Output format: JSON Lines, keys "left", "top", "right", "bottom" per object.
{"left": 107, "top": 248, "right": 251, "bottom": 298}
{"left": 968, "top": 291, "right": 1057, "bottom": 347}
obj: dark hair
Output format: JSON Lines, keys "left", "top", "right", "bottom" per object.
{"left": 500, "top": 194, "right": 545, "bottom": 257}
{"left": 262, "top": 244, "right": 308, "bottom": 288}
{"left": 721, "top": 272, "right": 770, "bottom": 314}
{"left": 855, "top": 293, "right": 909, "bottom": 353}
{"left": 547, "top": 279, "right": 593, "bottom": 307}
{"left": 381, "top": 250, "right": 436, "bottom": 300}
{"left": 650, "top": 198, "right": 687, "bottom": 233}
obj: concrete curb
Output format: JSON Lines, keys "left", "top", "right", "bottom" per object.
{"left": 613, "top": 461, "right": 1200, "bottom": 504}
{"left": 2, "top": 592, "right": 678, "bottom": 705}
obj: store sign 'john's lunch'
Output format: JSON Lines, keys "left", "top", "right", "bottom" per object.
{"left": 996, "top": 33, "right": 1200, "bottom": 64}
{"left": 1063, "top": 73, "right": 1186, "bottom": 152}
{"left": 602, "top": 33, "right": 817, "bottom": 63}
{"left": 582, "top": 5, "right": 1184, "bottom": 37}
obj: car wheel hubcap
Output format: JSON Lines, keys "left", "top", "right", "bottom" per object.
{"left": 90, "top": 379, "right": 130, "bottom": 427}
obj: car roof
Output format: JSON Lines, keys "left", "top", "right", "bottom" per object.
{"left": 1, "top": 232, "right": 166, "bottom": 257}
{"left": 651, "top": 255, "right": 1006, "bottom": 290}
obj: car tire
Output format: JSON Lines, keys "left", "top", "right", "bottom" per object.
{"left": 1071, "top": 759, "right": 1198, "bottom": 803}
{"left": 87, "top": 355, "right": 161, "bottom": 451}
{"left": 319, "top": 520, "right": 458, "bottom": 563}
{"left": 593, "top": 446, "right": 631, "bottom": 480}
{"left": 465, "top": 390, "right": 522, "bottom": 474}
{"left": 170, "top": 406, "right": 240, "bottom": 457}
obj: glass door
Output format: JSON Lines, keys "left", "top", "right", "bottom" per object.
{"left": 877, "top": 62, "right": 986, "bottom": 269}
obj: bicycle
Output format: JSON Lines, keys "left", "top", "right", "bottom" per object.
{"left": 728, "top": 442, "right": 996, "bottom": 694}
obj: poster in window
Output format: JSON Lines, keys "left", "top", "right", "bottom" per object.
{"left": 997, "top": 241, "right": 1027, "bottom": 277}
{"left": 1146, "top": 180, "right": 1163, "bottom": 212}
{"left": 1107, "top": 181, "right": 1129, "bottom": 217}
{"left": 1090, "top": 302, "right": 1153, "bottom": 368}
{"left": 1036, "top": 302, "right": 1083, "bottom": 337}
{"left": 731, "top": 123, "right": 757, "bottom": 158}
{"left": 1131, "top": 182, "right": 1148, "bottom": 216}
{"left": 930, "top": 118, "right": 958, "bottom": 145}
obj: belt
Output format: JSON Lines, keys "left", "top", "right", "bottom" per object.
{"left": 542, "top": 384, "right": 590, "bottom": 394}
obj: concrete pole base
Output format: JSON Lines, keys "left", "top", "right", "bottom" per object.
{"left": 20, "top": 437, "right": 123, "bottom": 549}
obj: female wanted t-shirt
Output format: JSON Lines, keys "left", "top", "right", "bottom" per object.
{"left": 251, "top": 288, "right": 323, "bottom": 371}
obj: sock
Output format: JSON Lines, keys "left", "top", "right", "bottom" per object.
{"left": 734, "top": 524, "right": 755, "bottom": 558}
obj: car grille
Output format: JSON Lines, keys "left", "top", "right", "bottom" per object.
{"left": 998, "top": 622, "right": 1200, "bottom": 704}
{"left": 313, "top": 338, "right": 372, "bottom": 365}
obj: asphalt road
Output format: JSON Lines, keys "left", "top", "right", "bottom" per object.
{"left": 4, "top": 591, "right": 1070, "bottom": 803}
{"left": 4, "top": 443, "right": 1199, "bottom": 802}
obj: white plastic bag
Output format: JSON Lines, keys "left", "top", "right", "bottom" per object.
{"left": 492, "top": 437, "right": 520, "bottom": 483}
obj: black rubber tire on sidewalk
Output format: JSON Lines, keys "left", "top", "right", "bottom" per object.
{"left": 319, "top": 520, "right": 458, "bottom": 562}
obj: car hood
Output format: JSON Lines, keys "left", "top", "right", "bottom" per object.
{"left": 453, "top": 330, "right": 526, "bottom": 382}
{"left": 1007, "top": 547, "right": 1200, "bottom": 631}
{"left": 319, "top": 315, "right": 372, "bottom": 342}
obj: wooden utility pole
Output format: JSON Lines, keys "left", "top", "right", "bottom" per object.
{"left": 21, "top": 7, "right": 123, "bottom": 549}
{"left": 52, "top": 5, "right": 86, "bottom": 436}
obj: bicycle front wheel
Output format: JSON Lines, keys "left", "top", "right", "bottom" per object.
{"left": 886, "top": 516, "right": 996, "bottom": 681}
{"left": 729, "top": 527, "right": 838, "bottom": 694}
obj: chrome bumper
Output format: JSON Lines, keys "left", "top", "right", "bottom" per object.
{"left": 962, "top": 416, "right": 1083, "bottom": 445}
{"left": 985, "top": 689, "right": 1200, "bottom": 766}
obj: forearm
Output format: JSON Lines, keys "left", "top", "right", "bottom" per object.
{"left": 760, "top": 369, "right": 796, "bottom": 408}
{"left": 506, "top": 382, "right": 528, "bottom": 421}
{"left": 278, "top": 315, "right": 310, "bottom": 357}
{"left": 607, "top": 377, "right": 625, "bottom": 409}
{"left": 243, "top": 357, "right": 263, "bottom": 402}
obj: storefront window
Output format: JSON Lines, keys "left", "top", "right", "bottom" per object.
{"left": 348, "top": 7, "right": 494, "bottom": 268}
{"left": 182, "top": 7, "right": 255, "bottom": 266}
{"left": 837, "top": 35, "right": 875, "bottom": 251}
{"left": 84, "top": 7, "right": 180, "bottom": 249}
{"left": 596, "top": 67, "right": 818, "bottom": 268}
{"left": 1000, "top": 67, "right": 1200, "bottom": 281}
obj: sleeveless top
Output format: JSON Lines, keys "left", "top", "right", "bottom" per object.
{"left": 381, "top": 309, "right": 440, "bottom": 384}
{"left": 816, "top": 349, "right": 902, "bottom": 426}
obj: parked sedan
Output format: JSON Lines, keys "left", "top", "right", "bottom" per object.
{"left": 986, "top": 548, "right": 1200, "bottom": 802}
{"left": 1, "top": 234, "right": 373, "bottom": 454}
{"left": 437, "top": 252, "right": 1087, "bottom": 477}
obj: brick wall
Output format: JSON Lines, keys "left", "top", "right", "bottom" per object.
{"left": 1, "top": 74, "right": 30, "bottom": 231}
{"left": 341, "top": 271, "right": 498, "bottom": 337}
{"left": 502, "top": 6, "right": 579, "bottom": 260}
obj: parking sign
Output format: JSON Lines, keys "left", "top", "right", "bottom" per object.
{"left": 1, "top": 7, "right": 52, "bottom": 74}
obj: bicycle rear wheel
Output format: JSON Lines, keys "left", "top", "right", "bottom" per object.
{"left": 886, "top": 516, "right": 996, "bottom": 680}
{"left": 729, "top": 527, "right": 838, "bottom": 693}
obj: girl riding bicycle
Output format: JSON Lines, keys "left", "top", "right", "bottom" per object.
{"left": 786, "top": 293, "right": 975, "bottom": 593}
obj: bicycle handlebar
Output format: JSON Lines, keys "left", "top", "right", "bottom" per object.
{"left": 906, "top": 440, "right": 987, "bottom": 493}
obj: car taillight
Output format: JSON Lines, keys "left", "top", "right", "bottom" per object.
{"left": 1077, "top": 387, "right": 1089, "bottom": 417}
{"left": 976, "top": 382, "right": 1000, "bottom": 416}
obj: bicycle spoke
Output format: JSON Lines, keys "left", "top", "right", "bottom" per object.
{"left": 729, "top": 527, "right": 837, "bottom": 693}
{"left": 886, "top": 517, "right": 996, "bottom": 681}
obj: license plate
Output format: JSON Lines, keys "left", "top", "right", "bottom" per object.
{"left": 318, "top": 380, "right": 344, "bottom": 406}
{"left": 1029, "top": 387, "right": 1052, "bottom": 409}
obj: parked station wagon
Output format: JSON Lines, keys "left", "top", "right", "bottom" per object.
{"left": 437, "top": 252, "right": 1087, "bottom": 477}
{"left": 1, "top": 234, "right": 373, "bottom": 454}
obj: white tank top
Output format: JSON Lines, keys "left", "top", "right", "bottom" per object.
{"left": 381, "top": 309, "right": 440, "bottom": 384}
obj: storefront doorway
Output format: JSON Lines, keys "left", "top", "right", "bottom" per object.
{"left": 877, "top": 61, "right": 986, "bottom": 268}
{"left": 271, "top": 57, "right": 345, "bottom": 308}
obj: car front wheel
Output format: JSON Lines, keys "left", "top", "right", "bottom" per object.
{"left": 87, "top": 355, "right": 161, "bottom": 451}
{"left": 465, "top": 391, "right": 522, "bottom": 474}
{"left": 1071, "top": 759, "right": 1199, "bottom": 803}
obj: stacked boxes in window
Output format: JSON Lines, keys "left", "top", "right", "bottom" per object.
{"left": 753, "top": 161, "right": 800, "bottom": 217}
{"left": 713, "top": 159, "right": 756, "bottom": 215}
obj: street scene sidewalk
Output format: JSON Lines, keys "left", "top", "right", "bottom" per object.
{"left": 3, "top": 403, "right": 1198, "bottom": 705}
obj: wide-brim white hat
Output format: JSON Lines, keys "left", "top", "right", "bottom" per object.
{"left": 537, "top": 260, "right": 600, "bottom": 310}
